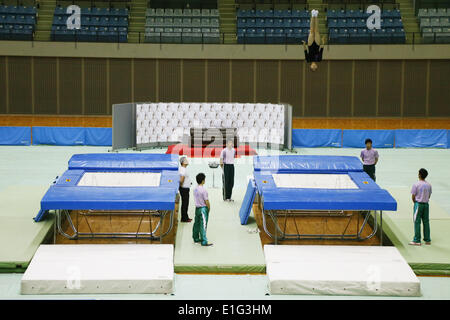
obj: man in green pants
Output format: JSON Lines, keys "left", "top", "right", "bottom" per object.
{"left": 409, "top": 168, "right": 432, "bottom": 246}
{"left": 193, "top": 173, "right": 213, "bottom": 247}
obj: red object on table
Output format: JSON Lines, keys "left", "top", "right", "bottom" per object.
{"left": 166, "top": 144, "right": 257, "bottom": 158}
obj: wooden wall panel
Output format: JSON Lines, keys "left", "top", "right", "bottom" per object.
{"left": 231, "top": 60, "right": 254, "bottom": 103}
{"left": 34, "top": 57, "right": 57, "bottom": 114}
{"left": 353, "top": 60, "right": 376, "bottom": 117}
{"left": 0, "top": 57, "right": 6, "bottom": 113}
{"left": 8, "top": 56, "right": 31, "bottom": 114}
{"left": 329, "top": 61, "right": 352, "bottom": 117}
{"left": 183, "top": 59, "right": 205, "bottom": 102}
{"left": 110, "top": 58, "right": 132, "bottom": 108}
{"left": 378, "top": 60, "right": 402, "bottom": 116}
{"left": 304, "top": 61, "right": 327, "bottom": 116}
{"left": 255, "top": 60, "right": 278, "bottom": 104}
{"left": 429, "top": 60, "right": 450, "bottom": 117}
{"left": 403, "top": 60, "right": 427, "bottom": 117}
{"left": 207, "top": 60, "right": 229, "bottom": 102}
{"left": 280, "top": 60, "right": 303, "bottom": 117}
{"left": 159, "top": 59, "right": 181, "bottom": 102}
{"left": 59, "top": 58, "right": 82, "bottom": 115}
{"left": 84, "top": 58, "right": 107, "bottom": 115}
{"left": 134, "top": 59, "right": 157, "bottom": 102}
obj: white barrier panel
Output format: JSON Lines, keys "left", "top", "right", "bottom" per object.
{"left": 265, "top": 245, "right": 421, "bottom": 296}
{"left": 135, "top": 102, "right": 287, "bottom": 147}
{"left": 21, "top": 245, "right": 174, "bottom": 294}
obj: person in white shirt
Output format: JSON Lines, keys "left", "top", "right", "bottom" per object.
{"left": 220, "top": 139, "right": 236, "bottom": 202}
{"left": 179, "top": 156, "right": 192, "bottom": 222}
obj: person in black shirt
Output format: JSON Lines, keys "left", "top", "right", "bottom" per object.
{"left": 302, "top": 9, "right": 325, "bottom": 72}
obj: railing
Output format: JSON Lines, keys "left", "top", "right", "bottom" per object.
{"left": 2, "top": 30, "right": 450, "bottom": 45}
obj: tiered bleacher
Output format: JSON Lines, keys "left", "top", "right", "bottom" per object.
{"left": 0, "top": 5, "right": 37, "bottom": 40}
{"left": 237, "top": 8, "right": 310, "bottom": 44}
{"left": 418, "top": 8, "right": 450, "bottom": 43}
{"left": 327, "top": 8, "right": 406, "bottom": 44}
{"left": 144, "top": 8, "right": 220, "bottom": 43}
{"left": 51, "top": 5, "right": 129, "bottom": 42}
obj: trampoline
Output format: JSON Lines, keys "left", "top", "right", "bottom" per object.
{"left": 34, "top": 153, "right": 180, "bottom": 242}
{"left": 253, "top": 155, "right": 397, "bottom": 244}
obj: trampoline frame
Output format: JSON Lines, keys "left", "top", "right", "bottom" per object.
{"left": 260, "top": 202, "right": 383, "bottom": 245}
{"left": 54, "top": 208, "right": 174, "bottom": 243}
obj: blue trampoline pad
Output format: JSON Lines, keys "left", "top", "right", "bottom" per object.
{"left": 53, "top": 169, "right": 180, "bottom": 189}
{"left": 68, "top": 153, "right": 179, "bottom": 171}
{"left": 261, "top": 188, "right": 397, "bottom": 211}
{"left": 35, "top": 186, "right": 177, "bottom": 221}
{"left": 253, "top": 155, "right": 363, "bottom": 173}
{"left": 253, "top": 171, "right": 380, "bottom": 192}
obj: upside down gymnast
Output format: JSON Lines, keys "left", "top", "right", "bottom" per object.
{"left": 302, "top": 9, "right": 326, "bottom": 72}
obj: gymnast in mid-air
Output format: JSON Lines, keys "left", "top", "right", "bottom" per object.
{"left": 302, "top": 9, "right": 326, "bottom": 71}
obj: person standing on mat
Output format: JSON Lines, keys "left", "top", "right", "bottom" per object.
{"left": 302, "top": 9, "right": 325, "bottom": 72}
{"left": 193, "top": 173, "right": 213, "bottom": 247}
{"left": 220, "top": 139, "right": 236, "bottom": 202}
{"left": 409, "top": 168, "right": 432, "bottom": 246}
{"left": 179, "top": 156, "right": 192, "bottom": 223}
{"left": 360, "top": 138, "right": 379, "bottom": 181}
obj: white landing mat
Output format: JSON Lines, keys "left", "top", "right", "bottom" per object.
{"left": 21, "top": 244, "right": 174, "bottom": 295}
{"left": 264, "top": 245, "right": 421, "bottom": 296}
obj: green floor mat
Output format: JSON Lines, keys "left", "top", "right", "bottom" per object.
{"left": 0, "top": 216, "right": 53, "bottom": 271}
{"left": 174, "top": 183, "right": 266, "bottom": 273}
{"left": 381, "top": 216, "right": 450, "bottom": 275}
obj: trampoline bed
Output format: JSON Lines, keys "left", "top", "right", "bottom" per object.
{"left": 34, "top": 153, "right": 180, "bottom": 242}
{"left": 253, "top": 156, "right": 397, "bottom": 244}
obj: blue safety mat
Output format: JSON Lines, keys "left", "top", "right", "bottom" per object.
{"left": 53, "top": 169, "right": 180, "bottom": 189}
{"left": 34, "top": 186, "right": 178, "bottom": 221}
{"left": 395, "top": 129, "right": 448, "bottom": 148}
{"left": 0, "top": 126, "right": 31, "bottom": 145}
{"left": 292, "top": 129, "right": 342, "bottom": 148}
{"left": 260, "top": 188, "right": 397, "bottom": 211}
{"left": 253, "top": 155, "right": 363, "bottom": 173}
{"left": 68, "top": 153, "right": 179, "bottom": 171}
{"left": 343, "top": 130, "right": 394, "bottom": 148}
{"left": 239, "top": 179, "right": 257, "bottom": 225}
{"left": 85, "top": 127, "right": 112, "bottom": 146}
{"left": 253, "top": 171, "right": 379, "bottom": 192}
{"left": 32, "top": 127, "right": 85, "bottom": 146}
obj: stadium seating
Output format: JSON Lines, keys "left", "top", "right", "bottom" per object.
{"left": 51, "top": 6, "right": 129, "bottom": 42}
{"left": 326, "top": 8, "right": 405, "bottom": 44}
{"left": 145, "top": 8, "right": 220, "bottom": 43}
{"left": 418, "top": 8, "right": 450, "bottom": 43}
{"left": 0, "top": 5, "right": 37, "bottom": 40}
{"left": 237, "top": 9, "right": 310, "bottom": 44}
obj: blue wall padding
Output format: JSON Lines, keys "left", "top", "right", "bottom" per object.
{"left": 32, "top": 127, "right": 85, "bottom": 146}
{"left": 239, "top": 179, "right": 257, "bottom": 225}
{"left": 85, "top": 127, "right": 112, "bottom": 146}
{"left": 343, "top": 130, "right": 395, "bottom": 148}
{"left": 395, "top": 129, "right": 448, "bottom": 148}
{"left": 0, "top": 126, "right": 31, "bottom": 145}
{"left": 448, "top": 130, "right": 450, "bottom": 149}
{"left": 292, "top": 129, "right": 342, "bottom": 148}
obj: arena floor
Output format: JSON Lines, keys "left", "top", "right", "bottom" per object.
{"left": 0, "top": 146, "right": 449, "bottom": 298}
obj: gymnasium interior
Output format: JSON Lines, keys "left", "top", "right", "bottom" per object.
{"left": 0, "top": 0, "right": 449, "bottom": 300}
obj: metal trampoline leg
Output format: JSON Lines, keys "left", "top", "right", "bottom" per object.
{"left": 380, "top": 211, "right": 383, "bottom": 246}
{"left": 274, "top": 212, "right": 278, "bottom": 245}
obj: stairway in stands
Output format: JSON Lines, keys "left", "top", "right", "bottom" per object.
{"left": 34, "top": 0, "right": 55, "bottom": 41}
{"left": 306, "top": 0, "right": 328, "bottom": 37}
{"left": 219, "top": 0, "right": 237, "bottom": 44}
{"left": 128, "top": 0, "right": 146, "bottom": 43}
{"left": 396, "top": 0, "right": 421, "bottom": 43}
